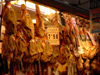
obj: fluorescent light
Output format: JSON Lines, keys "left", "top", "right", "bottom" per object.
{"left": 17, "top": 1, "right": 36, "bottom": 9}
{"left": 17, "top": 0, "right": 56, "bottom": 14}
{"left": 32, "top": 19, "right": 36, "bottom": 23}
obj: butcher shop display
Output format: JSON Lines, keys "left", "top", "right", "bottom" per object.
{"left": 1, "top": 0, "right": 100, "bottom": 75}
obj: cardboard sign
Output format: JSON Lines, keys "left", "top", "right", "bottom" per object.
{"left": 90, "top": 8, "right": 100, "bottom": 33}
{"left": 47, "top": 28, "right": 59, "bottom": 45}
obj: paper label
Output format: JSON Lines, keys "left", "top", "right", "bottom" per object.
{"left": 36, "top": 39, "right": 40, "bottom": 42}
{"left": 30, "top": 39, "right": 35, "bottom": 42}
{"left": 47, "top": 28, "right": 59, "bottom": 45}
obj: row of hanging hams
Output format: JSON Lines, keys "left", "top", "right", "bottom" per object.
{"left": 2, "top": 2, "right": 60, "bottom": 75}
{"left": 75, "top": 18, "right": 100, "bottom": 74}
{"left": 58, "top": 12, "right": 100, "bottom": 74}
{"left": 2, "top": 1, "right": 100, "bottom": 75}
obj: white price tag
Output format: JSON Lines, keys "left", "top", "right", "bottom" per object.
{"left": 47, "top": 28, "right": 59, "bottom": 45}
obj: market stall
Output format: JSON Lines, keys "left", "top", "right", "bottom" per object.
{"left": 0, "top": 0, "right": 100, "bottom": 75}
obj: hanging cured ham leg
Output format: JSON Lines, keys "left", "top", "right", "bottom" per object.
{"left": 2, "top": 1, "right": 17, "bottom": 60}
{"left": 20, "top": 4, "right": 36, "bottom": 69}
{"left": 77, "top": 55, "right": 84, "bottom": 71}
{"left": 21, "top": 4, "right": 34, "bottom": 41}
{"left": 50, "top": 12, "right": 60, "bottom": 64}
{"left": 69, "top": 15, "right": 76, "bottom": 47}
{"left": 3, "top": 1, "right": 17, "bottom": 35}
{"left": 63, "top": 13, "right": 70, "bottom": 44}
{"left": 35, "top": 4, "right": 45, "bottom": 38}
{"left": 87, "top": 30, "right": 98, "bottom": 59}
{"left": 84, "top": 59, "right": 90, "bottom": 70}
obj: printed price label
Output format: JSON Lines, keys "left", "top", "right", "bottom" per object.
{"left": 36, "top": 39, "right": 40, "bottom": 42}
{"left": 47, "top": 28, "right": 59, "bottom": 45}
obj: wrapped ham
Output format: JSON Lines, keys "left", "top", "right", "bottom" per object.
{"left": 3, "top": 2, "right": 17, "bottom": 35}
{"left": 35, "top": 4, "right": 45, "bottom": 37}
{"left": 21, "top": 4, "right": 34, "bottom": 41}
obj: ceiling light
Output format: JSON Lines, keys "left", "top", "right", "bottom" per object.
{"left": 32, "top": 19, "right": 36, "bottom": 23}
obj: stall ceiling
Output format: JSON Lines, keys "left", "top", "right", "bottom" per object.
{"left": 11, "top": 0, "right": 90, "bottom": 20}
{"left": 27, "top": 0, "right": 89, "bottom": 19}
{"left": 0, "top": 0, "right": 90, "bottom": 19}
{"left": 60, "top": 0, "right": 90, "bottom": 11}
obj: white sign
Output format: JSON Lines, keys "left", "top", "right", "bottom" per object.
{"left": 90, "top": 8, "right": 100, "bottom": 33}
{"left": 47, "top": 28, "right": 59, "bottom": 45}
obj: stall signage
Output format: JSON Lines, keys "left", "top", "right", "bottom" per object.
{"left": 47, "top": 28, "right": 59, "bottom": 45}
{"left": 90, "top": 8, "right": 100, "bottom": 33}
